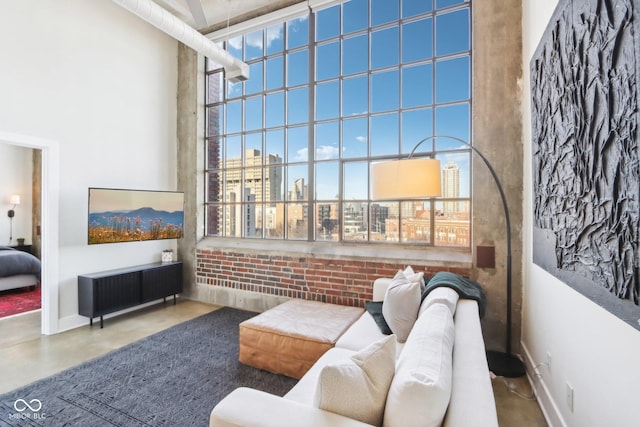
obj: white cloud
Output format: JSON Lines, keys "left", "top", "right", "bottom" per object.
{"left": 245, "top": 31, "right": 263, "bottom": 50}
{"left": 228, "top": 36, "right": 242, "bottom": 51}
{"left": 289, "top": 15, "right": 309, "bottom": 27}
{"left": 356, "top": 136, "right": 367, "bottom": 143}
{"left": 296, "top": 147, "right": 308, "bottom": 162}
{"left": 316, "top": 145, "right": 339, "bottom": 160}
{"left": 266, "top": 26, "right": 283, "bottom": 48}
{"left": 228, "top": 26, "right": 284, "bottom": 54}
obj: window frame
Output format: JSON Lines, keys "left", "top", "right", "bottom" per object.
{"left": 204, "top": 0, "right": 472, "bottom": 248}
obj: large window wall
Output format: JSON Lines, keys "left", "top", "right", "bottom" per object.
{"left": 205, "top": 0, "right": 471, "bottom": 246}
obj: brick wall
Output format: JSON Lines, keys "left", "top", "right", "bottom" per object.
{"left": 196, "top": 248, "right": 472, "bottom": 307}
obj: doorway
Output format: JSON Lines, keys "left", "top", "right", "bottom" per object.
{"left": 0, "top": 145, "right": 39, "bottom": 319}
{"left": 0, "top": 131, "right": 59, "bottom": 335}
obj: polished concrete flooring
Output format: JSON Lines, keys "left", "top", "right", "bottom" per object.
{"left": 0, "top": 300, "right": 548, "bottom": 426}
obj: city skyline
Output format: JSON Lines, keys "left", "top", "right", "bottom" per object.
{"left": 212, "top": 148, "right": 469, "bottom": 244}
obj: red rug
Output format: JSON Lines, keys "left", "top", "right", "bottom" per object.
{"left": 0, "top": 284, "right": 41, "bottom": 318}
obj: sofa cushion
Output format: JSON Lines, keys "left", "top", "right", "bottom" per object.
{"left": 285, "top": 347, "right": 355, "bottom": 405}
{"left": 336, "top": 312, "right": 405, "bottom": 357}
{"left": 382, "top": 270, "right": 421, "bottom": 342}
{"left": 418, "top": 286, "right": 459, "bottom": 317}
{"left": 443, "top": 299, "right": 498, "bottom": 427}
{"left": 364, "top": 301, "right": 392, "bottom": 335}
{"left": 420, "top": 271, "right": 487, "bottom": 318}
{"left": 314, "top": 335, "right": 396, "bottom": 426}
{"left": 383, "top": 303, "right": 455, "bottom": 427}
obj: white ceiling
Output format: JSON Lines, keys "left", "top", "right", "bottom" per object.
{"left": 153, "top": 0, "right": 305, "bottom": 33}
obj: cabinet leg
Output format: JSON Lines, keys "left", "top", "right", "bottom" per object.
{"left": 100, "top": 316, "right": 104, "bottom": 329}
{"left": 173, "top": 294, "right": 177, "bottom": 305}
{"left": 90, "top": 318, "right": 93, "bottom": 327}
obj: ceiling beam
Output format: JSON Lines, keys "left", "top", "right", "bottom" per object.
{"left": 153, "top": 0, "right": 193, "bottom": 22}
{"left": 185, "top": 0, "right": 209, "bottom": 28}
{"left": 201, "top": 0, "right": 306, "bottom": 34}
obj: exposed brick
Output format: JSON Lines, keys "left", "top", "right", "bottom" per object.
{"left": 195, "top": 249, "right": 471, "bottom": 308}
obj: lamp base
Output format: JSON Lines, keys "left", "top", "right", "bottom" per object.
{"left": 486, "top": 350, "right": 526, "bottom": 378}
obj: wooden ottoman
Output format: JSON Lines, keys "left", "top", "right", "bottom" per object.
{"left": 239, "top": 299, "right": 364, "bottom": 379}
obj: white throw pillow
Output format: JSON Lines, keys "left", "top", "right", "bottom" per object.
{"left": 383, "top": 270, "right": 421, "bottom": 342}
{"left": 383, "top": 303, "right": 455, "bottom": 427}
{"left": 314, "top": 335, "right": 396, "bottom": 426}
{"left": 403, "top": 265, "right": 425, "bottom": 291}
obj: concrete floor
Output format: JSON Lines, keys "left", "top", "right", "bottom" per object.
{"left": 0, "top": 300, "right": 548, "bottom": 426}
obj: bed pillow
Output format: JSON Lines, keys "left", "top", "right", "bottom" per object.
{"left": 383, "top": 303, "right": 455, "bottom": 427}
{"left": 314, "top": 335, "right": 396, "bottom": 426}
{"left": 382, "top": 270, "right": 421, "bottom": 342}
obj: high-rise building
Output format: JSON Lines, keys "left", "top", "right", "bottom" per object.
{"left": 225, "top": 149, "right": 283, "bottom": 203}
{"left": 344, "top": 201, "right": 366, "bottom": 237}
{"left": 371, "top": 203, "right": 389, "bottom": 234}
{"left": 289, "top": 177, "right": 307, "bottom": 201}
{"left": 222, "top": 150, "right": 282, "bottom": 237}
{"left": 225, "top": 186, "right": 256, "bottom": 237}
{"left": 317, "top": 203, "right": 339, "bottom": 239}
{"left": 442, "top": 161, "right": 460, "bottom": 214}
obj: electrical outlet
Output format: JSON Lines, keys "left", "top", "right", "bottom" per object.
{"left": 566, "top": 382, "right": 574, "bottom": 412}
{"left": 546, "top": 351, "right": 552, "bottom": 372}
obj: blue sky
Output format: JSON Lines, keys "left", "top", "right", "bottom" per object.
{"left": 89, "top": 189, "right": 184, "bottom": 214}
{"left": 215, "top": 0, "right": 471, "bottom": 202}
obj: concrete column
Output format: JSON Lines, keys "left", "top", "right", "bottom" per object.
{"left": 472, "top": 0, "right": 524, "bottom": 355}
{"left": 176, "top": 42, "right": 204, "bottom": 297}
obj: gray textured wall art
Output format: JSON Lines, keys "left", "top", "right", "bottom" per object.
{"left": 531, "top": 0, "right": 640, "bottom": 328}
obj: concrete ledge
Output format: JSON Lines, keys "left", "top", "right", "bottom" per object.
{"left": 193, "top": 283, "right": 290, "bottom": 313}
{"left": 197, "top": 237, "right": 472, "bottom": 268}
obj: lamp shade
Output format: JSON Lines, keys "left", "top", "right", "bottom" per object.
{"left": 10, "top": 194, "right": 21, "bottom": 205}
{"left": 370, "top": 158, "right": 442, "bottom": 200}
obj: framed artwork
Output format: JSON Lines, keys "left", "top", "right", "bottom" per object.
{"left": 88, "top": 188, "right": 184, "bottom": 245}
{"left": 531, "top": 0, "right": 640, "bottom": 328}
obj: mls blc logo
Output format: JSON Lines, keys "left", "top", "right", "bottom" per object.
{"left": 8, "top": 398, "right": 46, "bottom": 420}
{"left": 14, "top": 399, "right": 42, "bottom": 412}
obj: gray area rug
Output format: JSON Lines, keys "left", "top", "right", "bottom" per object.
{"left": 0, "top": 307, "right": 297, "bottom": 426}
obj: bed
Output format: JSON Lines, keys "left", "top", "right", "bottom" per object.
{"left": 0, "top": 246, "right": 41, "bottom": 292}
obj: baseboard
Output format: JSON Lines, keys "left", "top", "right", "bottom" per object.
{"left": 57, "top": 314, "right": 87, "bottom": 333}
{"left": 521, "top": 342, "right": 566, "bottom": 427}
{"left": 57, "top": 297, "right": 183, "bottom": 333}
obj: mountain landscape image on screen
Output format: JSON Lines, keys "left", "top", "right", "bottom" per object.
{"left": 88, "top": 207, "right": 184, "bottom": 244}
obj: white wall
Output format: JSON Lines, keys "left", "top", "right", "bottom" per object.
{"left": 0, "top": 0, "right": 179, "bottom": 330}
{"left": 0, "top": 144, "right": 33, "bottom": 246}
{"left": 521, "top": 1, "right": 640, "bottom": 426}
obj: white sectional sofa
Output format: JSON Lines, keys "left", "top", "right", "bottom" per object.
{"left": 210, "top": 273, "right": 499, "bottom": 427}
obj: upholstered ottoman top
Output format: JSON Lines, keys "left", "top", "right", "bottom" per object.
{"left": 239, "top": 299, "right": 364, "bottom": 379}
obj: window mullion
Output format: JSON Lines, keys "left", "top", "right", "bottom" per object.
{"left": 308, "top": 10, "right": 317, "bottom": 241}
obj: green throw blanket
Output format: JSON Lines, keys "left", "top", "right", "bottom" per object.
{"left": 421, "top": 272, "right": 487, "bottom": 318}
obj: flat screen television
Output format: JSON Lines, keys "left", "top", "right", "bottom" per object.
{"left": 88, "top": 188, "right": 184, "bottom": 245}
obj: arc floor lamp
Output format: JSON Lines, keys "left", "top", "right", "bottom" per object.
{"left": 370, "top": 135, "right": 526, "bottom": 378}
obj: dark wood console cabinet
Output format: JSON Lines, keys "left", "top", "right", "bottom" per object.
{"left": 78, "top": 262, "right": 183, "bottom": 328}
